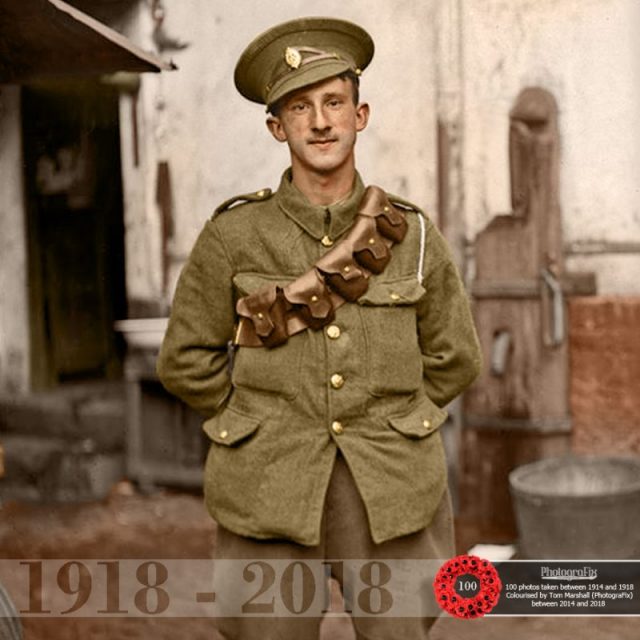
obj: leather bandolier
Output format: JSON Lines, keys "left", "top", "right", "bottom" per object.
{"left": 234, "top": 186, "right": 408, "bottom": 348}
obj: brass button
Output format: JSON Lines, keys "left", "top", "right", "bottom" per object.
{"left": 257, "top": 312, "right": 264, "bottom": 319}
{"left": 368, "top": 237, "right": 376, "bottom": 245}
{"left": 321, "top": 235, "right": 334, "bottom": 247}
{"left": 256, "top": 190, "right": 265, "bottom": 198}
{"left": 326, "top": 325, "right": 341, "bottom": 339}
{"left": 343, "top": 266, "right": 351, "bottom": 273}
{"left": 330, "top": 373, "right": 345, "bottom": 389}
{"left": 384, "top": 206, "right": 390, "bottom": 212}
{"left": 310, "top": 295, "right": 319, "bottom": 303}
{"left": 331, "top": 421, "right": 344, "bottom": 435}
{"left": 422, "top": 420, "right": 431, "bottom": 430}
{"left": 219, "top": 430, "right": 229, "bottom": 439}
{"left": 390, "top": 293, "right": 401, "bottom": 301}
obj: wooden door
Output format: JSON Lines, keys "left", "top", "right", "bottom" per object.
{"left": 22, "top": 81, "right": 126, "bottom": 387}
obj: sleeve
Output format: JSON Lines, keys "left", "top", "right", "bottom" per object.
{"left": 416, "top": 219, "right": 483, "bottom": 408}
{"left": 156, "top": 219, "right": 236, "bottom": 417}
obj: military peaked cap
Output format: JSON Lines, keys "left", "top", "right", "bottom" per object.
{"left": 234, "top": 17, "right": 374, "bottom": 108}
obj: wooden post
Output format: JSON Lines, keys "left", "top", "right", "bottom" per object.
{"left": 458, "top": 88, "right": 596, "bottom": 546}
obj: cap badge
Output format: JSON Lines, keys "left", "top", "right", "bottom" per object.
{"left": 284, "top": 47, "right": 302, "bottom": 70}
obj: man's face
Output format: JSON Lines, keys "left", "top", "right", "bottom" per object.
{"left": 266, "top": 76, "right": 370, "bottom": 179}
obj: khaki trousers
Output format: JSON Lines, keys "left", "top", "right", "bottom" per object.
{"left": 214, "top": 453, "right": 454, "bottom": 640}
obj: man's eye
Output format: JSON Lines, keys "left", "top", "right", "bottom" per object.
{"left": 327, "top": 99, "right": 342, "bottom": 108}
{"left": 291, "top": 103, "right": 308, "bottom": 112}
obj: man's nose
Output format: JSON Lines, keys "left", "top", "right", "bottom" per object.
{"left": 310, "top": 106, "right": 330, "bottom": 131}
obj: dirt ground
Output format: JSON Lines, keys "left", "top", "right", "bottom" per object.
{"left": 0, "top": 488, "right": 637, "bottom": 640}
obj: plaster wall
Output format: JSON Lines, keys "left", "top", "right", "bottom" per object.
{"left": 117, "top": 3, "right": 166, "bottom": 303}
{"left": 0, "top": 86, "right": 30, "bottom": 395}
{"left": 460, "top": 0, "right": 640, "bottom": 294}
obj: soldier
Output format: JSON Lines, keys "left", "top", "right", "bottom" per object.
{"left": 157, "top": 16, "right": 482, "bottom": 639}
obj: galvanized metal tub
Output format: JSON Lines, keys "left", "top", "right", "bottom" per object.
{"left": 509, "top": 456, "right": 640, "bottom": 559}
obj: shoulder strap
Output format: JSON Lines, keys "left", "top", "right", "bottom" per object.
{"left": 212, "top": 188, "right": 273, "bottom": 217}
{"left": 388, "top": 193, "right": 425, "bottom": 215}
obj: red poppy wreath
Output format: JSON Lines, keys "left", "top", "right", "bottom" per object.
{"left": 433, "top": 554, "right": 502, "bottom": 619}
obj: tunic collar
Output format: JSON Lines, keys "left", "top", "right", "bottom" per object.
{"left": 275, "top": 169, "right": 366, "bottom": 241}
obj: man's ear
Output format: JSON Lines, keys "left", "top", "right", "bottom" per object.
{"left": 355, "top": 102, "right": 370, "bottom": 133}
{"left": 266, "top": 116, "right": 288, "bottom": 142}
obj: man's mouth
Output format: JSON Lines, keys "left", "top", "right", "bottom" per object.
{"left": 309, "top": 138, "right": 337, "bottom": 148}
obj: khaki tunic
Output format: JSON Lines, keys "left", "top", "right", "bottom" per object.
{"left": 157, "top": 170, "right": 482, "bottom": 546}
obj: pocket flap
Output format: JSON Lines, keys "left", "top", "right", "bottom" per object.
{"left": 233, "top": 272, "right": 295, "bottom": 296}
{"left": 388, "top": 395, "right": 448, "bottom": 438}
{"left": 203, "top": 407, "right": 261, "bottom": 445}
{"left": 358, "top": 276, "right": 425, "bottom": 306}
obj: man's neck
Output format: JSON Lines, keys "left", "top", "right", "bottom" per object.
{"left": 290, "top": 164, "right": 356, "bottom": 206}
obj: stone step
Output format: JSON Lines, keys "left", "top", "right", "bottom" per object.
{"left": 0, "top": 433, "right": 124, "bottom": 503}
{"left": 0, "top": 382, "right": 127, "bottom": 502}
{"left": 0, "top": 382, "right": 126, "bottom": 451}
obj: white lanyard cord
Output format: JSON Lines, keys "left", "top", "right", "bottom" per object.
{"left": 416, "top": 212, "right": 427, "bottom": 283}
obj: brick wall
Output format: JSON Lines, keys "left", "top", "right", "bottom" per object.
{"left": 569, "top": 297, "right": 640, "bottom": 455}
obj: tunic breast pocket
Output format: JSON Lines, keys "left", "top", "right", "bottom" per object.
{"left": 358, "top": 276, "right": 426, "bottom": 396}
{"left": 231, "top": 272, "right": 304, "bottom": 399}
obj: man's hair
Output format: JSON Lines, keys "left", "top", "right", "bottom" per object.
{"left": 268, "top": 70, "right": 361, "bottom": 117}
